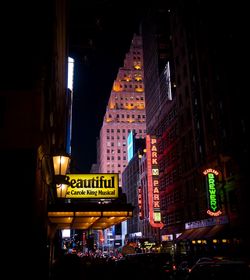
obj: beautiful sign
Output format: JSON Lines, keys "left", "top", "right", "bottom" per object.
{"left": 64, "top": 173, "right": 119, "bottom": 198}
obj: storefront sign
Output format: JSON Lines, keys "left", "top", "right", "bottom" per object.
{"left": 203, "top": 168, "right": 222, "bottom": 216}
{"left": 185, "top": 216, "right": 229, "bottom": 229}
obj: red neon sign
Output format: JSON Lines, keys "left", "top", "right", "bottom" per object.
{"left": 146, "top": 135, "right": 163, "bottom": 228}
{"left": 138, "top": 186, "right": 143, "bottom": 219}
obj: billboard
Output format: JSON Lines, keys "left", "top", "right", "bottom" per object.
{"left": 127, "top": 131, "right": 134, "bottom": 162}
{"left": 65, "top": 173, "right": 119, "bottom": 199}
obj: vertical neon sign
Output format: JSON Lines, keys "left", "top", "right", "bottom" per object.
{"left": 146, "top": 135, "right": 163, "bottom": 228}
{"left": 203, "top": 168, "right": 222, "bottom": 217}
{"left": 138, "top": 186, "right": 143, "bottom": 219}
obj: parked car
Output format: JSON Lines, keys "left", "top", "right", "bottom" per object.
{"left": 187, "top": 259, "right": 250, "bottom": 280}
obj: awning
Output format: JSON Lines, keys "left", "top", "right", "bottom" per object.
{"left": 204, "top": 224, "right": 228, "bottom": 239}
{"left": 177, "top": 229, "right": 195, "bottom": 240}
{"left": 177, "top": 224, "right": 231, "bottom": 241}
{"left": 188, "top": 226, "right": 212, "bottom": 239}
{"left": 48, "top": 201, "right": 134, "bottom": 230}
{"left": 177, "top": 226, "right": 223, "bottom": 241}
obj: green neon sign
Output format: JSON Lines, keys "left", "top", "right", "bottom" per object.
{"left": 203, "top": 168, "right": 222, "bottom": 217}
{"left": 207, "top": 173, "right": 217, "bottom": 211}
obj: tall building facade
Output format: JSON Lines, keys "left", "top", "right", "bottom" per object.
{"left": 140, "top": 0, "right": 249, "bottom": 256}
{"left": 141, "top": 4, "right": 175, "bottom": 247}
{"left": 99, "top": 34, "right": 146, "bottom": 186}
{"left": 98, "top": 34, "right": 146, "bottom": 246}
{"left": 122, "top": 136, "right": 145, "bottom": 239}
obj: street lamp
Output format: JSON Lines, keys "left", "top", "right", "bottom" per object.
{"left": 53, "top": 154, "right": 71, "bottom": 176}
{"left": 41, "top": 151, "right": 71, "bottom": 198}
{"left": 56, "top": 183, "right": 69, "bottom": 198}
{"left": 53, "top": 153, "right": 71, "bottom": 198}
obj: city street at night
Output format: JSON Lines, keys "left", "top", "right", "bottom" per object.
{"left": 1, "top": 0, "right": 249, "bottom": 279}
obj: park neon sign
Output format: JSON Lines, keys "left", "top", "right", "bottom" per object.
{"left": 64, "top": 173, "right": 119, "bottom": 198}
{"left": 203, "top": 168, "right": 222, "bottom": 217}
{"left": 146, "top": 135, "right": 163, "bottom": 228}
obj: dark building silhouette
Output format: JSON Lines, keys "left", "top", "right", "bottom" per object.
{"left": 1, "top": 1, "right": 69, "bottom": 278}
{"left": 141, "top": 0, "right": 249, "bottom": 256}
{"left": 122, "top": 137, "right": 146, "bottom": 239}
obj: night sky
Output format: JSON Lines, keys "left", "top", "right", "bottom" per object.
{"left": 0, "top": 0, "right": 153, "bottom": 172}
{"left": 1, "top": 1, "right": 52, "bottom": 90}
{"left": 69, "top": 0, "right": 150, "bottom": 172}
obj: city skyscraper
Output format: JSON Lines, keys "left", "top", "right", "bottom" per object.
{"left": 98, "top": 33, "right": 146, "bottom": 247}
{"left": 98, "top": 34, "right": 146, "bottom": 187}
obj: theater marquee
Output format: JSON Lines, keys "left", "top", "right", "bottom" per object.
{"left": 64, "top": 174, "right": 119, "bottom": 199}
